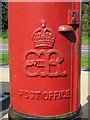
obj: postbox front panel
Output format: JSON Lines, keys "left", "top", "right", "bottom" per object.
{"left": 8, "top": 2, "right": 80, "bottom": 116}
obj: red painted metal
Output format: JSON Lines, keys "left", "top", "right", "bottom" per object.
{"left": 8, "top": 1, "right": 81, "bottom": 117}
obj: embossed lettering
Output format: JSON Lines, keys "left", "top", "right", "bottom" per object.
{"left": 19, "top": 90, "right": 23, "bottom": 98}
{"left": 46, "top": 49, "right": 66, "bottom": 77}
{"left": 35, "top": 91, "right": 41, "bottom": 100}
{"left": 61, "top": 90, "right": 66, "bottom": 99}
{"left": 49, "top": 91, "right": 54, "bottom": 100}
{"left": 25, "top": 90, "right": 29, "bottom": 99}
{"left": 30, "top": 91, "right": 34, "bottom": 100}
{"left": 25, "top": 49, "right": 67, "bottom": 77}
{"left": 25, "top": 50, "right": 47, "bottom": 77}
{"left": 66, "top": 89, "right": 70, "bottom": 98}
{"left": 54, "top": 91, "right": 59, "bottom": 100}
{"left": 19, "top": 89, "right": 70, "bottom": 100}
{"left": 43, "top": 92, "right": 48, "bottom": 100}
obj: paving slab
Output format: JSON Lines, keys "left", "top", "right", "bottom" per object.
{"left": 0, "top": 67, "right": 9, "bottom": 93}
{"left": 0, "top": 114, "right": 8, "bottom": 119}
{"left": 81, "top": 70, "right": 89, "bottom": 118}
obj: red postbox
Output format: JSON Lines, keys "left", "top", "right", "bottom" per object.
{"left": 8, "top": 1, "right": 82, "bottom": 119}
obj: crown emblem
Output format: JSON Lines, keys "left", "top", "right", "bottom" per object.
{"left": 32, "top": 20, "right": 56, "bottom": 49}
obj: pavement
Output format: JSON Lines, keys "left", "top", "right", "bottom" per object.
{"left": 0, "top": 65, "right": 89, "bottom": 119}
{"left": 82, "top": 45, "right": 90, "bottom": 56}
{"left": 0, "top": 44, "right": 8, "bottom": 54}
{"left": 0, "top": 44, "right": 90, "bottom": 56}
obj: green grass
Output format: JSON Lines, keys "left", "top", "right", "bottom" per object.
{"left": 82, "top": 32, "right": 89, "bottom": 45}
{"left": 2, "top": 30, "right": 8, "bottom": 39}
{"left": 0, "top": 54, "right": 9, "bottom": 64}
{"left": 81, "top": 56, "right": 89, "bottom": 68}
{"left": 0, "top": 54, "right": 89, "bottom": 68}
{"left": 0, "top": 30, "right": 8, "bottom": 44}
{"left": 0, "top": 37, "right": 8, "bottom": 44}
